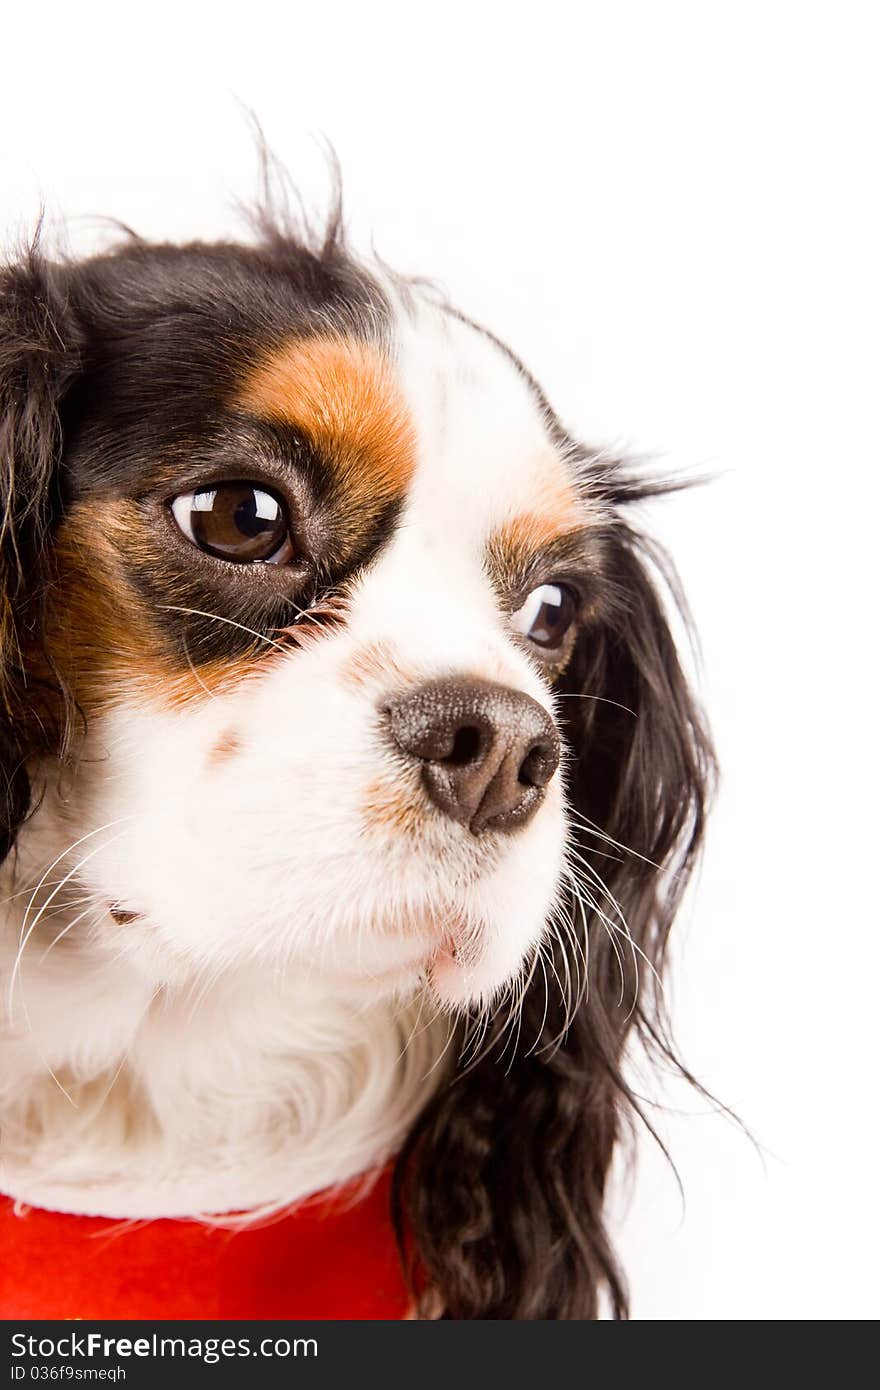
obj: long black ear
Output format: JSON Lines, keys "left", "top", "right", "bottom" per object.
{"left": 0, "top": 237, "right": 81, "bottom": 862}
{"left": 393, "top": 496, "right": 715, "bottom": 1319}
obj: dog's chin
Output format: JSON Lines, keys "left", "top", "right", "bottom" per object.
{"left": 399, "top": 938, "right": 537, "bottom": 1012}
{"left": 304, "top": 924, "right": 529, "bottom": 1012}
{"left": 314, "top": 954, "right": 517, "bottom": 1012}
{"left": 426, "top": 942, "right": 523, "bottom": 1010}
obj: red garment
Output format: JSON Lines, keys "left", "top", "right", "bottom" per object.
{"left": 0, "top": 1168, "right": 409, "bottom": 1319}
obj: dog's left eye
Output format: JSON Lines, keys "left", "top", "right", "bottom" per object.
{"left": 510, "top": 583, "right": 578, "bottom": 649}
{"left": 170, "top": 483, "right": 294, "bottom": 564}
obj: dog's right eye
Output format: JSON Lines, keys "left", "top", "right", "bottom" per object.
{"left": 510, "top": 582, "right": 578, "bottom": 650}
{"left": 170, "top": 483, "right": 295, "bottom": 564}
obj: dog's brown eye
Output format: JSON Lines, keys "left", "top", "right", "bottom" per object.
{"left": 510, "top": 583, "right": 577, "bottom": 649}
{"left": 170, "top": 484, "right": 294, "bottom": 564}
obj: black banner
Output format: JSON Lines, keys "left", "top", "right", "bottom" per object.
{"left": 3, "top": 1322, "right": 610, "bottom": 1384}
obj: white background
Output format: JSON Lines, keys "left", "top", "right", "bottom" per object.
{"left": 1, "top": 2, "right": 876, "bottom": 1319}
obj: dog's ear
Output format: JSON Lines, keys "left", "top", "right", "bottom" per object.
{"left": 0, "top": 238, "right": 81, "bottom": 862}
{"left": 394, "top": 508, "right": 715, "bottom": 1319}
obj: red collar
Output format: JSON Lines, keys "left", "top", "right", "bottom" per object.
{"left": 0, "top": 1167, "right": 410, "bottom": 1320}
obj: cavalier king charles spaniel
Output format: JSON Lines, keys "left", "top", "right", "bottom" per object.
{"left": 0, "top": 192, "right": 713, "bottom": 1319}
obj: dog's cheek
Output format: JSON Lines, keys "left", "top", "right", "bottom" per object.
{"left": 69, "top": 689, "right": 363, "bottom": 972}
{"left": 67, "top": 639, "right": 437, "bottom": 974}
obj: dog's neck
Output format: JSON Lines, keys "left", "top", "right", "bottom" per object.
{"left": 0, "top": 811, "right": 451, "bottom": 1220}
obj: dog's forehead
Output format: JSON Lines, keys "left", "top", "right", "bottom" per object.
{"left": 231, "top": 282, "right": 585, "bottom": 563}
{"left": 391, "top": 294, "right": 579, "bottom": 541}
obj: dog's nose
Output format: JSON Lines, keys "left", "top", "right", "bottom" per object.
{"left": 386, "top": 677, "right": 560, "bottom": 834}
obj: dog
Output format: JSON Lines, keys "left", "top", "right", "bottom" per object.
{"left": 0, "top": 189, "right": 713, "bottom": 1319}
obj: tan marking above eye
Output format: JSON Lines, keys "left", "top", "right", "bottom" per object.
{"left": 484, "top": 450, "right": 592, "bottom": 574}
{"left": 234, "top": 335, "right": 417, "bottom": 535}
{"left": 485, "top": 509, "right": 587, "bottom": 587}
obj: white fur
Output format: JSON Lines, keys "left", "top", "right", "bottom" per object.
{"left": 0, "top": 285, "right": 585, "bottom": 1219}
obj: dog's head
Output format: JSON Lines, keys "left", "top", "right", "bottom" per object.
{"left": 0, "top": 213, "right": 713, "bottom": 1316}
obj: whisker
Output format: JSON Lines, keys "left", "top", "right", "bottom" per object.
{"left": 160, "top": 606, "right": 291, "bottom": 654}
{"left": 16, "top": 816, "right": 132, "bottom": 956}
{"left": 38, "top": 902, "right": 105, "bottom": 964}
{"left": 8, "top": 826, "right": 130, "bottom": 1014}
{"left": 12, "top": 988, "right": 79, "bottom": 1109}
{"left": 566, "top": 843, "right": 664, "bottom": 1000}
{"left": 554, "top": 691, "right": 638, "bottom": 718}
{"left": 567, "top": 805, "right": 677, "bottom": 878}
{"left": 0, "top": 879, "right": 89, "bottom": 908}
{"left": 181, "top": 629, "right": 220, "bottom": 702}
{"left": 520, "top": 948, "right": 551, "bottom": 1068}
{"left": 565, "top": 863, "right": 628, "bottom": 1010}
{"left": 526, "top": 935, "right": 567, "bottom": 1055}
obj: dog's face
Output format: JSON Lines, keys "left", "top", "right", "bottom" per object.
{"left": 17, "top": 243, "right": 612, "bottom": 1008}
{"left": 1, "top": 222, "right": 713, "bottom": 1317}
